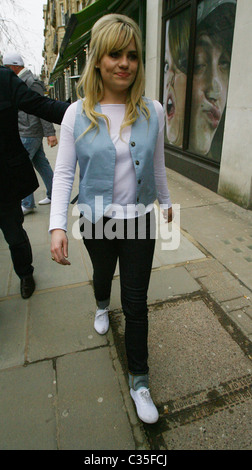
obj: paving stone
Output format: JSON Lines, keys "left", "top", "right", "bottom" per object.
{"left": 211, "top": 285, "right": 250, "bottom": 303}
{"left": 148, "top": 267, "right": 200, "bottom": 303}
{"left": 181, "top": 203, "right": 252, "bottom": 290}
{"left": 8, "top": 240, "right": 90, "bottom": 295}
{"left": 162, "top": 401, "right": 252, "bottom": 450}
{"left": 56, "top": 348, "right": 135, "bottom": 450}
{"left": 155, "top": 232, "right": 205, "bottom": 266}
{"left": 221, "top": 296, "right": 252, "bottom": 313}
{"left": 0, "top": 361, "right": 57, "bottom": 450}
{"left": 185, "top": 259, "right": 225, "bottom": 277}
{"left": 147, "top": 299, "right": 252, "bottom": 403}
{"left": 28, "top": 285, "right": 106, "bottom": 362}
{"left": 0, "top": 250, "right": 12, "bottom": 298}
{"left": 198, "top": 271, "right": 235, "bottom": 293}
{"left": 0, "top": 298, "right": 28, "bottom": 370}
{"left": 228, "top": 310, "right": 252, "bottom": 336}
{"left": 244, "top": 307, "right": 252, "bottom": 320}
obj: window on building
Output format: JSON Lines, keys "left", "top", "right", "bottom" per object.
{"left": 76, "top": 1, "right": 83, "bottom": 11}
{"left": 162, "top": 0, "right": 237, "bottom": 164}
{"left": 60, "top": 3, "right": 65, "bottom": 26}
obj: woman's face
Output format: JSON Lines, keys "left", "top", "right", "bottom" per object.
{"left": 97, "top": 37, "right": 138, "bottom": 103}
{"left": 164, "top": 24, "right": 187, "bottom": 147}
{"left": 189, "top": 33, "right": 230, "bottom": 155}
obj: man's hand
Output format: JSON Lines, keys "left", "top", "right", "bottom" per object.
{"left": 47, "top": 135, "right": 58, "bottom": 147}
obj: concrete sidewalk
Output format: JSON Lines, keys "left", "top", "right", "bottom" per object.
{"left": 0, "top": 128, "right": 252, "bottom": 450}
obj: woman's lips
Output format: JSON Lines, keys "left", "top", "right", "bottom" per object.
{"left": 116, "top": 72, "right": 130, "bottom": 78}
{"left": 204, "top": 103, "right": 221, "bottom": 129}
{"left": 166, "top": 93, "right": 175, "bottom": 120}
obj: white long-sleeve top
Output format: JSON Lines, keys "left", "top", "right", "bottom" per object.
{"left": 49, "top": 99, "right": 171, "bottom": 232}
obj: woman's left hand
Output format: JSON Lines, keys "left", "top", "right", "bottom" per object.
{"left": 162, "top": 207, "right": 173, "bottom": 223}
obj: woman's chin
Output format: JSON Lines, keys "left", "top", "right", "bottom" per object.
{"left": 167, "top": 131, "right": 183, "bottom": 147}
{"left": 166, "top": 118, "right": 183, "bottom": 147}
{"left": 189, "top": 135, "right": 212, "bottom": 155}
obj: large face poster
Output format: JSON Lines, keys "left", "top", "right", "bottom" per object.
{"left": 163, "top": 0, "right": 237, "bottom": 162}
{"left": 163, "top": 8, "right": 190, "bottom": 148}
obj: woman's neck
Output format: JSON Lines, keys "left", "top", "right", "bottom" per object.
{"left": 99, "top": 90, "right": 128, "bottom": 105}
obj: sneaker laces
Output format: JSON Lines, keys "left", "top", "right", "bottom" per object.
{"left": 95, "top": 308, "right": 108, "bottom": 319}
{"left": 138, "top": 388, "right": 152, "bottom": 403}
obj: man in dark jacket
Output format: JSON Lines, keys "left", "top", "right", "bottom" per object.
{"left": 3, "top": 52, "right": 57, "bottom": 214}
{"left": 0, "top": 65, "right": 69, "bottom": 298}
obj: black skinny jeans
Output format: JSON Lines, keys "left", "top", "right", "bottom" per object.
{"left": 0, "top": 201, "right": 34, "bottom": 279}
{"left": 81, "top": 211, "right": 156, "bottom": 376}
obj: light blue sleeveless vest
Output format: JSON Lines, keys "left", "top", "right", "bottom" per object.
{"left": 74, "top": 98, "right": 159, "bottom": 222}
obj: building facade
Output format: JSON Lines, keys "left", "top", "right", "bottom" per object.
{"left": 42, "top": 0, "right": 252, "bottom": 209}
{"left": 42, "top": 0, "right": 88, "bottom": 97}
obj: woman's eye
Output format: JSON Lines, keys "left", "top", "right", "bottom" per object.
{"left": 194, "top": 65, "right": 205, "bottom": 73}
{"left": 194, "top": 60, "right": 206, "bottom": 74}
{"left": 164, "top": 61, "right": 169, "bottom": 73}
{"left": 219, "top": 59, "right": 230, "bottom": 71}
{"left": 128, "top": 53, "right": 138, "bottom": 61}
{"left": 109, "top": 51, "right": 120, "bottom": 58}
{"left": 178, "top": 57, "right": 187, "bottom": 74}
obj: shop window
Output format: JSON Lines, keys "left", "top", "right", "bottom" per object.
{"left": 162, "top": 0, "right": 237, "bottom": 165}
{"left": 163, "top": 7, "right": 190, "bottom": 149}
{"left": 163, "top": 0, "right": 184, "bottom": 13}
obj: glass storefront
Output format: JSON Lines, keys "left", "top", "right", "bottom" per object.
{"left": 162, "top": 0, "right": 237, "bottom": 186}
{"left": 163, "top": 8, "right": 190, "bottom": 149}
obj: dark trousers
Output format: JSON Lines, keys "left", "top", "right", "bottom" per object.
{"left": 0, "top": 201, "right": 34, "bottom": 279}
{"left": 81, "top": 211, "right": 156, "bottom": 376}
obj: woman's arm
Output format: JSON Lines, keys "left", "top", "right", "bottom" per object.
{"left": 49, "top": 103, "right": 78, "bottom": 264}
{"left": 153, "top": 100, "right": 173, "bottom": 222}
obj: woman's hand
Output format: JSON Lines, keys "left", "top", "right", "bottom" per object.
{"left": 50, "top": 229, "right": 71, "bottom": 265}
{"left": 162, "top": 207, "right": 173, "bottom": 223}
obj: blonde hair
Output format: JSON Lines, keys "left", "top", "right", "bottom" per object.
{"left": 77, "top": 13, "right": 150, "bottom": 135}
{"left": 168, "top": 10, "right": 190, "bottom": 74}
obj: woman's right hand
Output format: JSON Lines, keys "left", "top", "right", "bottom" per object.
{"left": 50, "top": 229, "right": 71, "bottom": 265}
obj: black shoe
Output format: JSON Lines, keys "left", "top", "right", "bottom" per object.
{"left": 20, "top": 275, "right": 35, "bottom": 299}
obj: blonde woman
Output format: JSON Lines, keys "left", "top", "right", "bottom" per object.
{"left": 50, "top": 14, "right": 172, "bottom": 424}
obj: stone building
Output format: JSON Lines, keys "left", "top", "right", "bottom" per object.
{"left": 42, "top": 0, "right": 87, "bottom": 93}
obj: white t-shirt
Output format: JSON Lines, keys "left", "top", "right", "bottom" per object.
{"left": 49, "top": 100, "right": 171, "bottom": 232}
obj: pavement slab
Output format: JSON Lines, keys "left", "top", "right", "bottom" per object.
{"left": 28, "top": 284, "right": 106, "bottom": 362}
{"left": 148, "top": 298, "right": 252, "bottom": 402}
{"left": 56, "top": 348, "right": 135, "bottom": 450}
{"left": 0, "top": 297, "right": 28, "bottom": 370}
{"left": 180, "top": 202, "right": 252, "bottom": 290}
{"left": 162, "top": 400, "right": 252, "bottom": 450}
{"left": 0, "top": 361, "right": 57, "bottom": 450}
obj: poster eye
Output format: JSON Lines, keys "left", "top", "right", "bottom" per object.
{"left": 164, "top": 61, "right": 169, "bottom": 73}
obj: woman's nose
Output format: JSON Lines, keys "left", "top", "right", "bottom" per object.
{"left": 168, "top": 71, "right": 175, "bottom": 87}
{"left": 119, "top": 55, "right": 129, "bottom": 67}
{"left": 206, "top": 67, "right": 222, "bottom": 100}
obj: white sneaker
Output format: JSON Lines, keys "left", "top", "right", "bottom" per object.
{"left": 130, "top": 387, "right": 159, "bottom": 424}
{"left": 94, "top": 307, "right": 109, "bottom": 335}
{"left": 22, "top": 206, "right": 34, "bottom": 215}
{"left": 38, "top": 197, "right": 51, "bottom": 205}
